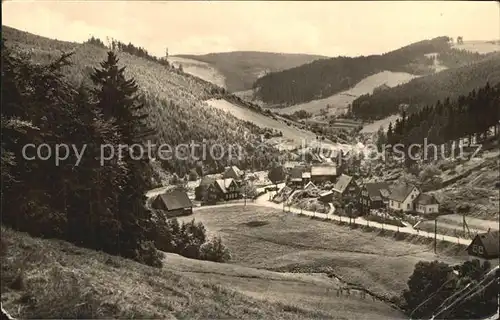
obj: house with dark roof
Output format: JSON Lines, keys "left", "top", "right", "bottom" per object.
{"left": 205, "top": 178, "right": 241, "bottom": 203}
{"left": 332, "top": 174, "right": 360, "bottom": 201}
{"left": 387, "top": 184, "right": 421, "bottom": 212}
{"left": 222, "top": 166, "right": 244, "bottom": 180}
{"left": 194, "top": 176, "right": 216, "bottom": 201}
{"left": 414, "top": 193, "right": 439, "bottom": 215}
{"left": 311, "top": 164, "right": 339, "bottom": 183}
{"left": 151, "top": 189, "right": 193, "bottom": 217}
{"left": 287, "top": 166, "right": 307, "bottom": 187}
{"left": 318, "top": 190, "right": 335, "bottom": 203}
{"left": 467, "top": 230, "right": 500, "bottom": 265}
{"left": 360, "top": 181, "right": 391, "bottom": 212}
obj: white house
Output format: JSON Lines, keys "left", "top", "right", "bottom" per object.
{"left": 414, "top": 193, "right": 440, "bottom": 215}
{"left": 387, "top": 184, "right": 421, "bottom": 212}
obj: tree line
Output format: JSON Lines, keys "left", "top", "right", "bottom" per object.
{"left": 351, "top": 54, "right": 500, "bottom": 120}
{"left": 379, "top": 81, "right": 500, "bottom": 161}
{"left": 252, "top": 37, "right": 452, "bottom": 106}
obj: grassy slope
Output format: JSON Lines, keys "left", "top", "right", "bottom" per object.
{"left": 452, "top": 40, "right": 500, "bottom": 54}
{"left": 179, "top": 206, "right": 466, "bottom": 300}
{"left": 274, "top": 71, "right": 420, "bottom": 116}
{"left": 351, "top": 52, "right": 500, "bottom": 120}
{"left": 1, "top": 227, "right": 403, "bottom": 319}
{"left": 176, "top": 51, "right": 327, "bottom": 93}
{"left": 168, "top": 56, "right": 227, "bottom": 88}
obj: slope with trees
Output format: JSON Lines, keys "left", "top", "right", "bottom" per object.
{"left": 176, "top": 51, "right": 327, "bottom": 92}
{"left": 252, "top": 37, "right": 453, "bottom": 106}
{"left": 352, "top": 53, "right": 500, "bottom": 120}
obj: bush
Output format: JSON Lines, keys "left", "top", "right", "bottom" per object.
{"left": 200, "top": 236, "right": 231, "bottom": 263}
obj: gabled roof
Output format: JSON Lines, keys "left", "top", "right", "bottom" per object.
{"left": 388, "top": 184, "right": 418, "bottom": 202}
{"left": 469, "top": 230, "right": 500, "bottom": 258}
{"left": 156, "top": 190, "right": 192, "bottom": 211}
{"left": 304, "top": 181, "right": 317, "bottom": 191}
{"left": 311, "top": 165, "right": 337, "bottom": 176}
{"left": 198, "top": 176, "right": 216, "bottom": 187}
{"left": 223, "top": 166, "right": 243, "bottom": 178}
{"left": 319, "top": 190, "right": 334, "bottom": 199}
{"left": 364, "top": 181, "right": 390, "bottom": 201}
{"left": 215, "top": 178, "right": 236, "bottom": 193}
{"left": 414, "top": 193, "right": 439, "bottom": 205}
{"left": 333, "top": 174, "right": 353, "bottom": 194}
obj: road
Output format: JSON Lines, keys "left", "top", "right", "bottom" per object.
{"left": 195, "top": 189, "right": 472, "bottom": 246}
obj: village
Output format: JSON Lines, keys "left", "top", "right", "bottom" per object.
{"left": 146, "top": 151, "right": 500, "bottom": 268}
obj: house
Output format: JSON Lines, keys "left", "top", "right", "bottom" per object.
{"left": 284, "top": 161, "right": 301, "bottom": 172}
{"left": 387, "top": 184, "right": 421, "bottom": 212}
{"left": 304, "top": 181, "right": 317, "bottom": 192}
{"left": 288, "top": 166, "right": 307, "bottom": 187}
{"left": 194, "top": 176, "right": 216, "bottom": 201}
{"left": 302, "top": 172, "right": 311, "bottom": 184}
{"left": 150, "top": 190, "right": 193, "bottom": 217}
{"left": 205, "top": 178, "right": 241, "bottom": 203}
{"left": 332, "top": 174, "right": 360, "bottom": 200}
{"left": 318, "top": 190, "right": 335, "bottom": 203}
{"left": 360, "top": 181, "right": 391, "bottom": 212}
{"left": 466, "top": 230, "right": 500, "bottom": 265}
{"left": 311, "top": 165, "right": 338, "bottom": 183}
{"left": 222, "top": 166, "right": 244, "bottom": 180}
{"left": 414, "top": 193, "right": 440, "bottom": 216}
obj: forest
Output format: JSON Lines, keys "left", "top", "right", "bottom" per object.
{"left": 352, "top": 54, "right": 500, "bottom": 120}
{"left": 252, "top": 37, "right": 452, "bottom": 105}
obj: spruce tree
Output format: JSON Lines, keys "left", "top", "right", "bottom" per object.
{"left": 91, "top": 51, "right": 162, "bottom": 267}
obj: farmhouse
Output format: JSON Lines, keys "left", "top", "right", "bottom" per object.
{"left": 332, "top": 174, "right": 360, "bottom": 200}
{"left": 311, "top": 164, "right": 338, "bottom": 183}
{"left": 150, "top": 190, "right": 193, "bottom": 218}
{"left": 387, "top": 184, "right": 421, "bottom": 212}
{"left": 414, "top": 193, "right": 439, "bottom": 215}
{"left": 194, "top": 176, "right": 216, "bottom": 201}
{"left": 360, "top": 181, "right": 391, "bottom": 212}
{"left": 206, "top": 178, "right": 241, "bottom": 203}
{"left": 288, "top": 166, "right": 307, "bottom": 187}
{"left": 466, "top": 230, "right": 499, "bottom": 265}
{"left": 222, "top": 166, "right": 244, "bottom": 180}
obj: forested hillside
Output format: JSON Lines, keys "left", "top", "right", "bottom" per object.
{"left": 252, "top": 37, "right": 453, "bottom": 106}
{"left": 384, "top": 82, "right": 500, "bottom": 150}
{"left": 177, "top": 51, "right": 327, "bottom": 93}
{"left": 352, "top": 53, "right": 500, "bottom": 120}
{"left": 2, "top": 26, "right": 283, "bottom": 177}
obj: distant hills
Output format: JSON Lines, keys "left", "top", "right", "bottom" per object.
{"left": 174, "top": 51, "right": 327, "bottom": 92}
{"left": 252, "top": 36, "right": 479, "bottom": 106}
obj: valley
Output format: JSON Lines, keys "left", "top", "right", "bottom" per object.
{"left": 2, "top": 2, "right": 499, "bottom": 319}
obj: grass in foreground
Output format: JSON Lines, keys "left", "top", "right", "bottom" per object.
{"left": 181, "top": 206, "right": 466, "bottom": 300}
{"left": 0, "top": 227, "right": 403, "bottom": 319}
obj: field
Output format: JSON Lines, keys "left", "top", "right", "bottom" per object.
{"left": 180, "top": 206, "right": 465, "bottom": 300}
{"left": 273, "top": 71, "right": 420, "bottom": 116}
{"left": 418, "top": 214, "right": 499, "bottom": 240}
{"left": 452, "top": 40, "right": 500, "bottom": 54}
{"left": 168, "top": 56, "right": 227, "bottom": 88}
{"left": 1, "top": 226, "right": 404, "bottom": 319}
{"left": 205, "top": 98, "right": 325, "bottom": 146}
{"left": 360, "top": 115, "right": 401, "bottom": 134}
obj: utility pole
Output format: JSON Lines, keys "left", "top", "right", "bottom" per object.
{"left": 434, "top": 219, "right": 438, "bottom": 254}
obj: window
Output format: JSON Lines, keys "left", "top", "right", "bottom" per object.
{"left": 429, "top": 207, "right": 433, "bottom": 212}
{"left": 407, "top": 203, "right": 410, "bottom": 209}
{"left": 397, "top": 203, "right": 400, "bottom": 208}
{"left": 478, "top": 246, "right": 484, "bottom": 254}
{"left": 472, "top": 245, "right": 478, "bottom": 253}
{"left": 391, "top": 200, "right": 393, "bottom": 206}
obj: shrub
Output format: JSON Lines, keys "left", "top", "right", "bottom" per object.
{"left": 200, "top": 236, "right": 231, "bottom": 263}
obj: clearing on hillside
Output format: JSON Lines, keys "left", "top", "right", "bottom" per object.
{"left": 205, "top": 98, "right": 329, "bottom": 147}
{"left": 360, "top": 115, "right": 402, "bottom": 134}
{"left": 273, "top": 71, "right": 420, "bottom": 116}
{"left": 452, "top": 40, "right": 500, "bottom": 54}
{"left": 168, "top": 56, "right": 227, "bottom": 88}
{"left": 181, "top": 206, "right": 465, "bottom": 300}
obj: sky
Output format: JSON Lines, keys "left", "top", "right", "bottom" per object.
{"left": 2, "top": 1, "right": 499, "bottom": 57}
